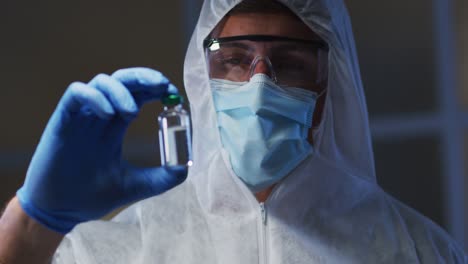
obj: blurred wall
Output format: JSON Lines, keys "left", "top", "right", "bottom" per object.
{"left": 347, "top": 0, "right": 467, "bottom": 250}
{"left": 456, "top": 0, "right": 468, "bottom": 107}
{"left": 347, "top": 0, "right": 442, "bottom": 220}
{"left": 347, "top": 0, "right": 442, "bottom": 219}
{"left": 455, "top": 0, "right": 468, "bottom": 251}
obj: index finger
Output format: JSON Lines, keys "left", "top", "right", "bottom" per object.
{"left": 111, "top": 67, "right": 179, "bottom": 103}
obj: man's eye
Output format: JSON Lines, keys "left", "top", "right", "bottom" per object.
{"left": 222, "top": 57, "right": 242, "bottom": 65}
{"left": 217, "top": 55, "right": 251, "bottom": 69}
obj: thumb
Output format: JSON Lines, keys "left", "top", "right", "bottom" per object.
{"left": 122, "top": 165, "right": 188, "bottom": 202}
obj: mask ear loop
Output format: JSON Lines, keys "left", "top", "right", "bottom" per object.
{"left": 249, "top": 56, "right": 278, "bottom": 83}
{"left": 310, "top": 46, "right": 329, "bottom": 132}
{"left": 316, "top": 48, "right": 329, "bottom": 85}
{"left": 311, "top": 48, "right": 329, "bottom": 133}
{"left": 316, "top": 87, "right": 327, "bottom": 99}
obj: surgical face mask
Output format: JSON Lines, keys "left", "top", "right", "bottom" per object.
{"left": 210, "top": 74, "right": 319, "bottom": 192}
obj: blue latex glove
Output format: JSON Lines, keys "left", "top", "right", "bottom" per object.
{"left": 17, "top": 68, "right": 188, "bottom": 234}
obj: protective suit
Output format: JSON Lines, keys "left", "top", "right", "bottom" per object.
{"left": 52, "top": 0, "right": 467, "bottom": 263}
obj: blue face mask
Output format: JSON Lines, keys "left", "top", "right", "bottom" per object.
{"left": 210, "top": 74, "right": 319, "bottom": 192}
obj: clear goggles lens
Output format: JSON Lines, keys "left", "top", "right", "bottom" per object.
{"left": 204, "top": 35, "right": 329, "bottom": 90}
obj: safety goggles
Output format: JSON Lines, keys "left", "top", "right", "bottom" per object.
{"left": 204, "top": 35, "right": 329, "bottom": 90}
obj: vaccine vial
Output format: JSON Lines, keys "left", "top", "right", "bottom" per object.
{"left": 158, "top": 94, "right": 193, "bottom": 167}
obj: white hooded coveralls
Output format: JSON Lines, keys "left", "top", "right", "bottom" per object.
{"left": 52, "top": 0, "right": 467, "bottom": 263}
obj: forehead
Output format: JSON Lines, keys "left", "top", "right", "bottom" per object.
{"left": 212, "top": 12, "right": 320, "bottom": 41}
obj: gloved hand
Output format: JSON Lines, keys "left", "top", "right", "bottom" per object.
{"left": 16, "top": 68, "right": 188, "bottom": 234}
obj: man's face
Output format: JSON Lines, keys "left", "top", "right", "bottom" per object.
{"left": 210, "top": 12, "right": 328, "bottom": 143}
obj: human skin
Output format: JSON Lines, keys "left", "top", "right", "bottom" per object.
{"left": 0, "top": 11, "right": 326, "bottom": 264}
{"left": 0, "top": 197, "right": 64, "bottom": 264}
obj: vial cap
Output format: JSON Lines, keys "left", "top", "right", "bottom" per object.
{"left": 162, "top": 94, "right": 183, "bottom": 106}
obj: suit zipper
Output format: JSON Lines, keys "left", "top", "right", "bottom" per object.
{"left": 259, "top": 202, "right": 268, "bottom": 264}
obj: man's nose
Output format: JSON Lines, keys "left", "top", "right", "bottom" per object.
{"left": 249, "top": 56, "right": 277, "bottom": 81}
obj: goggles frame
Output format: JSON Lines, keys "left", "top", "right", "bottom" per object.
{"left": 204, "top": 35, "right": 329, "bottom": 51}
{"left": 204, "top": 34, "right": 330, "bottom": 90}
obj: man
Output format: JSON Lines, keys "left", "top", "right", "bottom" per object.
{"left": 0, "top": 0, "right": 466, "bottom": 263}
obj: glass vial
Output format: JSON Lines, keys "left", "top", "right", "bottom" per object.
{"left": 158, "top": 94, "right": 192, "bottom": 167}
